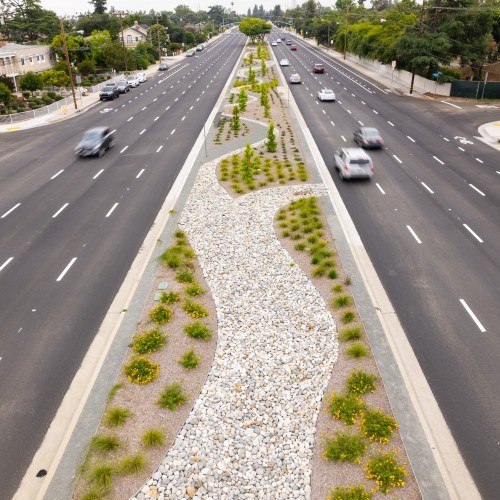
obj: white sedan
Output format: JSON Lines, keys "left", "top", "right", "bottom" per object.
{"left": 317, "top": 88, "right": 336, "bottom": 101}
{"left": 271, "top": 41, "right": 277, "bottom": 46}
{"left": 280, "top": 59, "right": 290, "bottom": 66}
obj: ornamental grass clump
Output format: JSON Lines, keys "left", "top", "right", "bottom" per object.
{"left": 332, "top": 294, "right": 352, "bottom": 309}
{"left": 104, "top": 407, "right": 132, "bottom": 428}
{"left": 175, "top": 269, "right": 195, "bottom": 283}
{"left": 130, "top": 328, "right": 167, "bottom": 354}
{"left": 184, "top": 321, "right": 212, "bottom": 340}
{"left": 89, "top": 464, "right": 114, "bottom": 487}
{"left": 124, "top": 356, "right": 159, "bottom": 385}
{"left": 90, "top": 435, "right": 121, "bottom": 454}
{"left": 328, "top": 391, "right": 365, "bottom": 426}
{"left": 346, "top": 370, "right": 377, "bottom": 396}
{"left": 347, "top": 343, "right": 369, "bottom": 359}
{"left": 182, "top": 300, "right": 208, "bottom": 318}
{"left": 360, "top": 410, "right": 398, "bottom": 444}
{"left": 185, "top": 283, "right": 205, "bottom": 297}
{"left": 339, "top": 326, "right": 362, "bottom": 342}
{"left": 141, "top": 428, "right": 166, "bottom": 448}
{"left": 341, "top": 310, "right": 356, "bottom": 324}
{"left": 149, "top": 304, "right": 173, "bottom": 325}
{"left": 178, "top": 348, "right": 201, "bottom": 370}
{"left": 322, "top": 430, "right": 367, "bottom": 464}
{"left": 117, "top": 454, "right": 146, "bottom": 475}
{"left": 365, "top": 451, "right": 407, "bottom": 493}
{"left": 157, "top": 381, "right": 187, "bottom": 410}
{"left": 327, "top": 485, "right": 372, "bottom": 500}
{"left": 160, "top": 244, "right": 195, "bottom": 269}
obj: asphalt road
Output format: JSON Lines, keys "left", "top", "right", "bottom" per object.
{"left": 271, "top": 30, "right": 500, "bottom": 499}
{"left": 0, "top": 32, "right": 246, "bottom": 499}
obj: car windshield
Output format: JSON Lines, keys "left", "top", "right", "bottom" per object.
{"left": 363, "top": 128, "right": 380, "bottom": 137}
{"left": 322, "top": 89, "right": 333, "bottom": 94}
{"left": 82, "top": 130, "right": 101, "bottom": 141}
{"left": 118, "top": 80, "right": 127, "bottom": 85}
{"left": 315, "top": 64, "right": 323, "bottom": 68}
{"left": 102, "top": 86, "right": 114, "bottom": 91}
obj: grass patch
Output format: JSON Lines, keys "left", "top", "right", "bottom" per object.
{"left": 117, "top": 454, "right": 146, "bottom": 475}
{"left": 346, "top": 370, "right": 377, "bottom": 396}
{"left": 103, "top": 407, "right": 132, "bottom": 428}
{"left": 360, "top": 410, "right": 398, "bottom": 444}
{"left": 89, "top": 464, "right": 114, "bottom": 488}
{"left": 124, "top": 356, "right": 160, "bottom": 385}
{"left": 327, "top": 485, "right": 372, "bottom": 500}
{"left": 365, "top": 452, "right": 407, "bottom": 493}
{"left": 178, "top": 348, "right": 201, "bottom": 370}
{"left": 90, "top": 435, "right": 121, "bottom": 454}
{"left": 341, "top": 310, "right": 356, "bottom": 324}
{"left": 184, "top": 321, "right": 212, "bottom": 340}
{"left": 130, "top": 328, "right": 167, "bottom": 354}
{"left": 346, "top": 343, "right": 369, "bottom": 359}
{"left": 332, "top": 295, "right": 352, "bottom": 309}
{"left": 149, "top": 304, "right": 173, "bottom": 325}
{"left": 323, "top": 430, "right": 367, "bottom": 464}
{"left": 339, "top": 326, "right": 362, "bottom": 342}
{"left": 328, "top": 392, "right": 365, "bottom": 426}
{"left": 157, "top": 381, "right": 187, "bottom": 410}
{"left": 141, "top": 428, "right": 166, "bottom": 448}
{"left": 332, "top": 284, "right": 343, "bottom": 293}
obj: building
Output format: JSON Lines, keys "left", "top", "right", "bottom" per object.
{"left": 119, "top": 21, "right": 148, "bottom": 48}
{"left": 0, "top": 42, "right": 55, "bottom": 92}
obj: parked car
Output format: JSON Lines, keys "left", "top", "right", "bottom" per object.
{"left": 317, "top": 88, "right": 336, "bottom": 101}
{"left": 285, "top": 40, "right": 292, "bottom": 45}
{"left": 290, "top": 45, "right": 297, "bottom": 51}
{"left": 158, "top": 63, "right": 169, "bottom": 70}
{"left": 353, "top": 127, "right": 384, "bottom": 149}
{"left": 136, "top": 72, "right": 147, "bottom": 83}
{"left": 126, "top": 75, "right": 140, "bottom": 87}
{"left": 116, "top": 80, "right": 130, "bottom": 93}
{"left": 313, "top": 63, "right": 325, "bottom": 73}
{"left": 75, "top": 127, "right": 115, "bottom": 158}
{"left": 196, "top": 44, "right": 204, "bottom": 51}
{"left": 289, "top": 73, "right": 301, "bottom": 84}
{"left": 280, "top": 59, "right": 290, "bottom": 66}
{"left": 99, "top": 85, "right": 120, "bottom": 101}
{"left": 334, "top": 147, "right": 374, "bottom": 180}
{"left": 186, "top": 50, "right": 195, "bottom": 57}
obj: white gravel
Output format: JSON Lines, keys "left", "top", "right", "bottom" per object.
{"left": 133, "top": 152, "right": 339, "bottom": 500}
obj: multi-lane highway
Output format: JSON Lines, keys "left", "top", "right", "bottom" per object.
{"left": 0, "top": 31, "right": 245, "bottom": 499}
{"left": 270, "top": 30, "right": 499, "bottom": 498}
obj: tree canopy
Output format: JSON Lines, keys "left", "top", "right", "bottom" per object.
{"left": 239, "top": 17, "right": 271, "bottom": 41}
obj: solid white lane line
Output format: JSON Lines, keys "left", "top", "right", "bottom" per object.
{"left": 93, "top": 169, "right": 104, "bottom": 179}
{"left": 52, "top": 203, "right": 69, "bottom": 218}
{"left": 433, "top": 156, "right": 444, "bottom": 165}
{"left": 156, "top": 145, "right": 163, "bottom": 152}
{"left": 56, "top": 257, "right": 77, "bottom": 281}
{"left": 140, "top": 129, "right": 146, "bottom": 135}
{"left": 376, "top": 183, "right": 386, "bottom": 195}
{"left": 171, "top": 129, "right": 176, "bottom": 135}
{"left": 387, "top": 121, "right": 394, "bottom": 126}
{"left": 421, "top": 182, "right": 434, "bottom": 194}
{"left": 393, "top": 155, "right": 402, "bottom": 164}
{"left": 463, "top": 224, "right": 483, "bottom": 243}
{"left": 137, "top": 169, "right": 145, "bottom": 178}
{"left": 154, "top": 116, "right": 159, "bottom": 122}
{"left": 141, "top": 106, "right": 147, "bottom": 110}
{"left": 0, "top": 257, "right": 14, "bottom": 272}
{"left": 127, "top": 117, "right": 133, "bottom": 122}
{"left": 1, "top": 203, "right": 21, "bottom": 218}
{"left": 475, "top": 158, "right": 483, "bottom": 164}
{"left": 458, "top": 147, "right": 465, "bottom": 151}
{"left": 330, "top": 121, "right": 335, "bottom": 127}
{"left": 407, "top": 225, "right": 422, "bottom": 244}
{"left": 106, "top": 203, "right": 119, "bottom": 218}
{"left": 341, "top": 135, "right": 346, "bottom": 142}
{"left": 51, "top": 170, "right": 64, "bottom": 180}
{"left": 469, "top": 184, "right": 485, "bottom": 196}
{"left": 460, "top": 299, "right": 486, "bottom": 332}
{"left": 407, "top": 136, "right": 415, "bottom": 142}
{"left": 441, "top": 100, "right": 462, "bottom": 109}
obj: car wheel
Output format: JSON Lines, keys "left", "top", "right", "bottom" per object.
{"left": 338, "top": 168, "right": 345, "bottom": 181}
{"left": 109, "top": 140, "right": 115, "bottom": 149}
{"left": 98, "top": 147, "right": 105, "bottom": 158}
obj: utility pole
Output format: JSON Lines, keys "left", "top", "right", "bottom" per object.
{"left": 118, "top": 12, "right": 128, "bottom": 74}
{"left": 156, "top": 13, "right": 161, "bottom": 61}
{"left": 343, "top": 5, "right": 350, "bottom": 60}
{"left": 59, "top": 19, "right": 78, "bottom": 111}
{"left": 410, "top": 0, "right": 425, "bottom": 94}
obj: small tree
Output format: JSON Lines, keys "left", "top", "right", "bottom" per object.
{"left": 261, "top": 59, "right": 267, "bottom": 76}
{"left": 231, "top": 105, "right": 240, "bottom": 131}
{"left": 19, "top": 72, "right": 43, "bottom": 96}
{"left": 248, "top": 51, "right": 253, "bottom": 65}
{"left": 241, "top": 142, "right": 254, "bottom": 182}
{"left": 265, "top": 121, "right": 277, "bottom": 152}
{"left": 41, "top": 70, "right": 69, "bottom": 89}
{"left": 248, "top": 66, "right": 256, "bottom": 85}
{"left": 77, "top": 59, "right": 96, "bottom": 78}
{"left": 238, "top": 87, "right": 247, "bottom": 112}
{"left": 0, "top": 82, "right": 12, "bottom": 111}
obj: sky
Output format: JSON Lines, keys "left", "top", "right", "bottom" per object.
{"left": 39, "top": 0, "right": 298, "bottom": 17}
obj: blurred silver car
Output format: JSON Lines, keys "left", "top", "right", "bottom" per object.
{"left": 353, "top": 127, "right": 384, "bottom": 149}
{"left": 289, "top": 73, "right": 301, "bottom": 84}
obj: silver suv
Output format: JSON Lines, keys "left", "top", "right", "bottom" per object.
{"left": 334, "top": 148, "right": 373, "bottom": 180}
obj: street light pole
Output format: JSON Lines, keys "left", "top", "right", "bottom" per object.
{"left": 118, "top": 12, "right": 128, "bottom": 74}
{"left": 59, "top": 18, "right": 78, "bottom": 111}
{"left": 343, "top": 5, "right": 350, "bottom": 60}
{"left": 156, "top": 13, "right": 161, "bottom": 61}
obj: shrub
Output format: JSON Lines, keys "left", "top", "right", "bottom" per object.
{"left": 157, "top": 381, "right": 187, "bottom": 410}
{"left": 89, "top": 464, "right": 113, "bottom": 487}
{"left": 327, "top": 485, "right": 372, "bottom": 500}
{"left": 178, "top": 348, "right": 200, "bottom": 370}
{"left": 341, "top": 310, "right": 356, "bottom": 324}
{"left": 175, "top": 270, "right": 195, "bottom": 283}
{"left": 328, "top": 392, "right": 365, "bottom": 426}
{"left": 182, "top": 300, "right": 208, "bottom": 318}
{"left": 327, "top": 269, "right": 338, "bottom": 279}
{"left": 124, "top": 356, "right": 160, "bottom": 385}
{"left": 360, "top": 410, "right": 398, "bottom": 444}
{"left": 160, "top": 245, "right": 194, "bottom": 268}
{"left": 184, "top": 321, "right": 212, "bottom": 340}
{"left": 339, "top": 326, "right": 362, "bottom": 342}
{"left": 365, "top": 452, "right": 407, "bottom": 493}
{"left": 160, "top": 291, "right": 181, "bottom": 304}
{"left": 332, "top": 284, "right": 343, "bottom": 293}
{"left": 346, "top": 370, "right": 377, "bottom": 396}
{"left": 347, "top": 343, "right": 369, "bottom": 359}
{"left": 104, "top": 407, "right": 132, "bottom": 427}
{"left": 149, "top": 305, "right": 173, "bottom": 325}
{"left": 117, "top": 454, "right": 146, "bottom": 474}
{"left": 141, "top": 428, "right": 166, "bottom": 448}
{"left": 185, "top": 283, "right": 205, "bottom": 296}
{"left": 82, "top": 491, "right": 102, "bottom": 500}
{"left": 323, "top": 430, "right": 367, "bottom": 464}
{"left": 90, "top": 434, "right": 121, "bottom": 454}
{"left": 332, "top": 295, "right": 352, "bottom": 309}
{"left": 130, "top": 328, "right": 166, "bottom": 354}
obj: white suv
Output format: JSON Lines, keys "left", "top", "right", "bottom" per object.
{"left": 334, "top": 148, "right": 374, "bottom": 180}
{"left": 136, "top": 72, "right": 147, "bottom": 83}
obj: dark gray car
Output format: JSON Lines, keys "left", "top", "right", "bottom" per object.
{"left": 75, "top": 127, "right": 115, "bottom": 158}
{"left": 116, "top": 79, "right": 130, "bottom": 93}
{"left": 353, "top": 127, "right": 384, "bottom": 149}
{"left": 99, "top": 85, "right": 120, "bottom": 101}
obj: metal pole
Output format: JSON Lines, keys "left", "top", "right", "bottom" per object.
{"left": 481, "top": 71, "right": 488, "bottom": 100}
{"left": 156, "top": 14, "right": 161, "bottom": 61}
{"left": 343, "top": 5, "right": 350, "bottom": 60}
{"left": 60, "top": 19, "right": 78, "bottom": 111}
{"left": 410, "top": 0, "right": 425, "bottom": 94}
{"left": 119, "top": 13, "right": 128, "bottom": 74}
